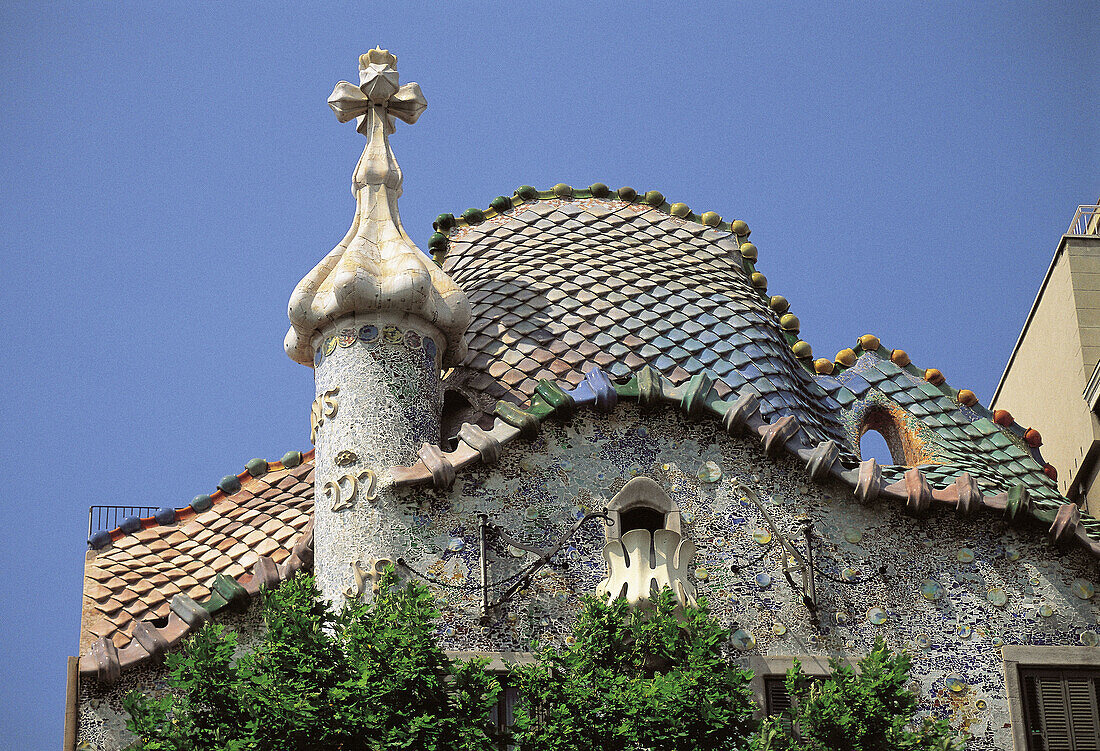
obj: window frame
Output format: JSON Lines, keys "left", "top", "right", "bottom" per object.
{"left": 448, "top": 651, "right": 534, "bottom": 750}
{"left": 1004, "top": 645, "right": 1100, "bottom": 751}
{"left": 604, "top": 476, "right": 681, "bottom": 542}
{"left": 746, "top": 654, "right": 860, "bottom": 719}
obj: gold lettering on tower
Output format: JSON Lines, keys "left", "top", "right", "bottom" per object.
{"left": 310, "top": 387, "right": 340, "bottom": 444}
{"left": 324, "top": 469, "right": 379, "bottom": 512}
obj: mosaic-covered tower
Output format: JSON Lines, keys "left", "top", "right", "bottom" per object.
{"left": 285, "top": 49, "right": 471, "bottom": 604}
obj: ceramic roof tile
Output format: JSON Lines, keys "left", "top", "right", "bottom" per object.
{"left": 80, "top": 456, "right": 315, "bottom": 656}
{"left": 440, "top": 194, "right": 853, "bottom": 454}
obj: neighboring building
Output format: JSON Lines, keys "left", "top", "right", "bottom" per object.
{"left": 69, "top": 51, "right": 1100, "bottom": 751}
{"left": 992, "top": 202, "right": 1100, "bottom": 514}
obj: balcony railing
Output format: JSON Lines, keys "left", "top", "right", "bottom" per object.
{"left": 1068, "top": 205, "right": 1100, "bottom": 235}
{"left": 88, "top": 505, "right": 158, "bottom": 537}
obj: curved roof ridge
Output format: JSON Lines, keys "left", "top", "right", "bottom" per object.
{"left": 389, "top": 362, "right": 1092, "bottom": 550}
{"left": 87, "top": 449, "right": 316, "bottom": 550}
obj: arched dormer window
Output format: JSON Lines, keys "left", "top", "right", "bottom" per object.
{"left": 598, "top": 476, "right": 694, "bottom": 607}
{"left": 604, "top": 476, "right": 682, "bottom": 542}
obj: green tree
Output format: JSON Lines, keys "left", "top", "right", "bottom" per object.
{"left": 123, "top": 572, "right": 501, "bottom": 751}
{"left": 510, "top": 588, "right": 758, "bottom": 751}
{"left": 754, "top": 636, "right": 964, "bottom": 751}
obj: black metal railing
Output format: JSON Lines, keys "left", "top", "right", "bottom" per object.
{"left": 88, "top": 505, "right": 158, "bottom": 537}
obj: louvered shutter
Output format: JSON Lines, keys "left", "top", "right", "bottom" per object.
{"left": 1066, "top": 677, "right": 1100, "bottom": 751}
{"left": 764, "top": 676, "right": 793, "bottom": 715}
{"left": 1021, "top": 669, "right": 1100, "bottom": 751}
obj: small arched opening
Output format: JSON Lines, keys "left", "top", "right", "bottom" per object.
{"left": 620, "top": 506, "right": 667, "bottom": 536}
{"left": 605, "top": 476, "right": 681, "bottom": 542}
{"left": 858, "top": 407, "right": 918, "bottom": 466}
{"left": 440, "top": 387, "right": 478, "bottom": 449}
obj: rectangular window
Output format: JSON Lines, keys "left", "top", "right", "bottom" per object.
{"left": 1020, "top": 667, "right": 1100, "bottom": 751}
{"left": 488, "top": 679, "right": 520, "bottom": 751}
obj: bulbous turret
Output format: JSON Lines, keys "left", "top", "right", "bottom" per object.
{"left": 285, "top": 47, "right": 470, "bottom": 368}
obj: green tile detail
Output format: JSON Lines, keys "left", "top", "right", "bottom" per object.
{"left": 613, "top": 374, "right": 641, "bottom": 399}
{"left": 908, "top": 402, "right": 930, "bottom": 417}
{"left": 973, "top": 418, "right": 999, "bottom": 436}
{"left": 918, "top": 382, "right": 945, "bottom": 398}
{"left": 534, "top": 379, "right": 575, "bottom": 419}
{"left": 494, "top": 401, "right": 540, "bottom": 436}
{"left": 212, "top": 573, "right": 249, "bottom": 605}
{"left": 1005, "top": 484, "right": 1030, "bottom": 525}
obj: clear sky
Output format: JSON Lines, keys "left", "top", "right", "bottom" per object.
{"left": 1, "top": 2, "right": 1096, "bottom": 747}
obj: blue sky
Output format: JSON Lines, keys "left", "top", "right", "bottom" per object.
{"left": 1, "top": 2, "right": 1096, "bottom": 746}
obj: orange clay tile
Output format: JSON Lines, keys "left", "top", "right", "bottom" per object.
{"left": 79, "top": 457, "right": 314, "bottom": 654}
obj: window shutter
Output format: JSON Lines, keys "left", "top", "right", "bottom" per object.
{"left": 1066, "top": 677, "right": 1100, "bottom": 751}
{"left": 1022, "top": 669, "right": 1100, "bottom": 751}
{"left": 1040, "top": 675, "right": 1072, "bottom": 751}
{"left": 764, "top": 676, "right": 793, "bottom": 715}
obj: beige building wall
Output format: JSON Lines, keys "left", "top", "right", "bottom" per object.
{"left": 992, "top": 233, "right": 1100, "bottom": 514}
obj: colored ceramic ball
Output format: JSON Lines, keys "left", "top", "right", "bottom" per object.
{"left": 740, "top": 242, "right": 758, "bottom": 261}
{"left": 792, "top": 341, "right": 813, "bottom": 359}
{"left": 489, "top": 195, "right": 513, "bottom": 212}
{"left": 835, "top": 348, "right": 857, "bottom": 367}
{"left": 588, "top": 182, "right": 610, "bottom": 197}
{"left": 769, "top": 295, "right": 789, "bottom": 313}
{"left": 670, "top": 202, "right": 691, "bottom": 218}
{"left": 957, "top": 389, "right": 978, "bottom": 406}
{"left": 993, "top": 409, "right": 1014, "bottom": 426}
{"left": 779, "top": 313, "right": 800, "bottom": 332}
{"left": 701, "top": 211, "right": 721, "bottom": 226}
{"left": 924, "top": 368, "right": 945, "bottom": 385}
{"left": 890, "top": 349, "right": 911, "bottom": 367}
{"left": 552, "top": 183, "right": 574, "bottom": 198}
{"left": 730, "top": 220, "right": 750, "bottom": 236}
{"left": 858, "top": 334, "right": 880, "bottom": 351}
{"left": 1025, "top": 428, "right": 1043, "bottom": 447}
{"left": 814, "top": 358, "right": 835, "bottom": 375}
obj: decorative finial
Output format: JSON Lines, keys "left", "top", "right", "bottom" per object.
{"left": 286, "top": 51, "right": 470, "bottom": 367}
{"left": 326, "top": 47, "right": 428, "bottom": 195}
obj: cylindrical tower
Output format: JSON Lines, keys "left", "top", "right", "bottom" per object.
{"left": 285, "top": 49, "right": 471, "bottom": 604}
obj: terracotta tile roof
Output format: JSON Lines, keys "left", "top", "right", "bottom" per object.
{"left": 79, "top": 454, "right": 315, "bottom": 680}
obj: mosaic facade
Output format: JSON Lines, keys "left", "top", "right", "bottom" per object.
{"left": 312, "top": 313, "right": 444, "bottom": 604}
{"left": 80, "top": 406, "right": 1100, "bottom": 750}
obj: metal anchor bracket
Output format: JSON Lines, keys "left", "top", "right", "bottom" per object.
{"left": 736, "top": 483, "right": 817, "bottom": 615}
{"left": 478, "top": 510, "right": 611, "bottom": 620}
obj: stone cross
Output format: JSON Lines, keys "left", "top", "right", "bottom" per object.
{"left": 328, "top": 48, "right": 426, "bottom": 199}
{"left": 328, "top": 47, "right": 427, "bottom": 136}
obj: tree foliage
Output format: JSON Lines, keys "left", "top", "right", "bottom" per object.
{"left": 123, "top": 573, "right": 501, "bottom": 751}
{"left": 124, "top": 573, "right": 963, "bottom": 751}
{"left": 509, "top": 588, "right": 758, "bottom": 751}
{"left": 755, "top": 636, "right": 964, "bottom": 751}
